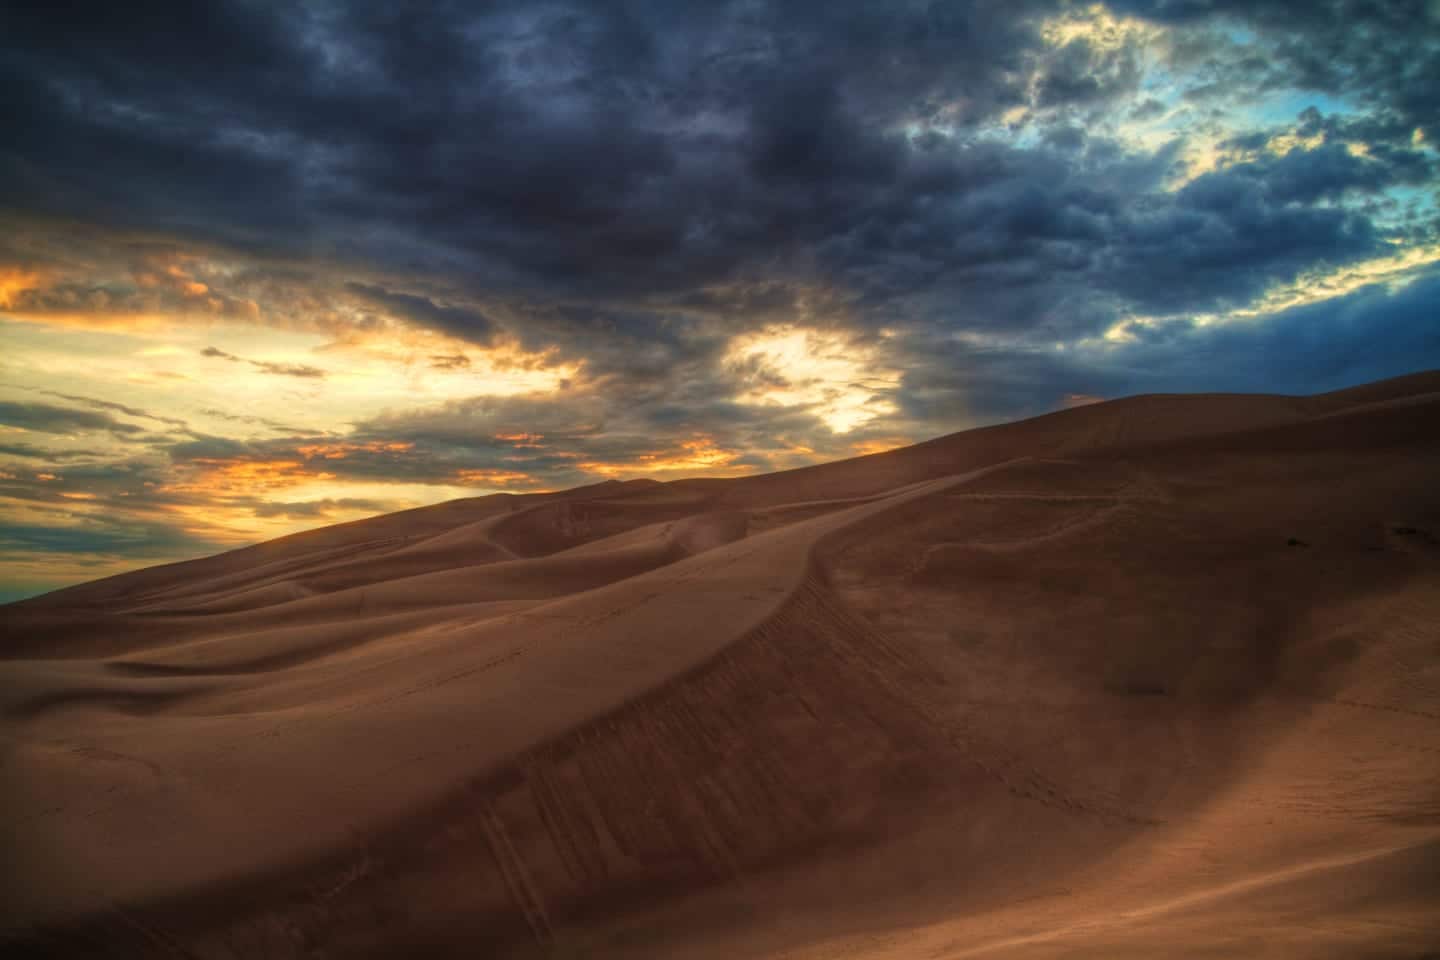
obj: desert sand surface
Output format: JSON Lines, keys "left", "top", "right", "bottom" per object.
{"left": 3, "top": 372, "right": 1439, "bottom": 958}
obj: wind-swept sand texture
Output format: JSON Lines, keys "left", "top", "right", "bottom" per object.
{"left": 3, "top": 372, "right": 1439, "bottom": 958}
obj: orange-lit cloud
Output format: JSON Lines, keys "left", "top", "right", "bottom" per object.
{"left": 577, "top": 436, "right": 749, "bottom": 479}
{"left": 1, "top": 249, "right": 264, "bottom": 331}
{"left": 453, "top": 468, "right": 543, "bottom": 487}
{"left": 163, "top": 459, "right": 337, "bottom": 496}
{"left": 0, "top": 265, "right": 48, "bottom": 308}
{"left": 293, "top": 440, "right": 415, "bottom": 460}
{"left": 849, "top": 437, "right": 909, "bottom": 456}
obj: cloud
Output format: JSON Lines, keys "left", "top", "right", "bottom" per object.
{"left": 0, "top": 517, "right": 222, "bottom": 557}
{"left": 1, "top": 0, "right": 1438, "bottom": 593}
{"left": 198, "top": 408, "right": 318, "bottom": 435}
{"left": 249, "top": 497, "right": 393, "bottom": 519}
{"left": 885, "top": 267, "right": 1440, "bottom": 428}
{"left": 345, "top": 283, "right": 495, "bottom": 344}
{"left": 201, "top": 345, "right": 326, "bottom": 378}
{"left": 428, "top": 354, "right": 471, "bottom": 370}
{"left": 0, "top": 1, "right": 1047, "bottom": 304}
{"left": 0, "top": 441, "right": 112, "bottom": 461}
{"left": 2, "top": 0, "right": 1431, "bottom": 360}
{"left": 1113, "top": 1, "right": 1440, "bottom": 135}
{"left": 38, "top": 390, "right": 191, "bottom": 429}
{"left": 1096, "top": 269, "right": 1440, "bottom": 397}
{"left": 0, "top": 400, "right": 147, "bottom": 436}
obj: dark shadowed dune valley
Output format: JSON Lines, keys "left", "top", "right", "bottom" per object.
{"left": 3, "top": 372, "right": 1438, "bottom": 958}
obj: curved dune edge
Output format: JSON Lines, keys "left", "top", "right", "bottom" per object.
{"left": 1, "top": 472, "right": 970, "bottom": 930}
{"left": 2, "top": 374, "right": 1438, "bottom": 958}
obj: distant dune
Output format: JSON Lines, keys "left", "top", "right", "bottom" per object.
{"left": 3, "top": 372, "right": 1439, "bottom": 958}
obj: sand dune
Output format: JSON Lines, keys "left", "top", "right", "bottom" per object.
{"left": 2, "top": 373, "right": 1438, "bottom": 958}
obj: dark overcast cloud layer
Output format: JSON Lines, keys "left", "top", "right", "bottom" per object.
{"left": 1, "top": 0, "right": 1438, "bottom": 596}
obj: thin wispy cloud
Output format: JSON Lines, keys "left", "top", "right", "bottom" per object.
{"left": 200, "top": 346, "right": 327, "bottom": 379}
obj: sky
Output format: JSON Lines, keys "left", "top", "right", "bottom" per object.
{"left": 2, "top": 0, "right": 1439, "bottom": 600}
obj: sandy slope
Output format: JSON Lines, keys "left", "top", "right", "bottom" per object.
{"left": 2, "top": 373, "right": 1438, "bottom": 958}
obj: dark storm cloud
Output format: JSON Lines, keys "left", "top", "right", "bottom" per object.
{"left": 3, "top": 0, "right": 1434, "bottom": 355}
{"left": 1118, "top": 0, "right": 1440, "bottom": 139}
{"left": 1100, "top": 166, "right": 1380, "bottom": 315}
{"left": 1035, "top": 33, "right": 1144, "bottom": 109}
{"left": 345, "top": 284, "right": 496, "bottom": 343}
{"left": 1, "top": 0, "right": 1437, "bottom": 568}
{"left": 1229, "top": 141, "right": 1432, "bottom": 206}
{"left": 0, "top": 1, "right": 1059, "bottom": 312}
{"left": 757, "top": 128, "right": 1396, "bottom": 336}
{"left": 886, "top": 270, "right": 1440, "bottom": 429}
{"left": 1101, "top": 271, "right": 1440, "bottom": 398}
